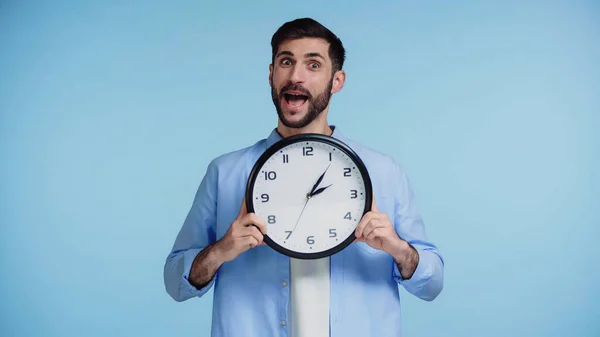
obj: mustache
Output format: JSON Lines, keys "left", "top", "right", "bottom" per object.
{"left": 279, "top": 83, "right": 312, "bottom": 99}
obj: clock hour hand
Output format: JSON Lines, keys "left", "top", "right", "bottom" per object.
{"left": 309, "top": 184, "right": 333, "bottom": 197}
{"left": 309, "top": 163, "right": 331, "bottom": 195}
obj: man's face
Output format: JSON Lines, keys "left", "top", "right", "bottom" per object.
{"left": 269, "top": 38, "right": 340, "bottom": 129}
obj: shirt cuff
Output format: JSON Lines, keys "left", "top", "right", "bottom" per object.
{"left": 393, "top": 247, "right": 432, "bottom": 285}
{"left": 182, "top": 248, "right": 216, "bottom": 297}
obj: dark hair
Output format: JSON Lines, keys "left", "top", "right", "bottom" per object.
{"left": 270, "top": 18, "right": 346, "bottom": 73}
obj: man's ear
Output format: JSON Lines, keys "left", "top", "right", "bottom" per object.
{"left": 268, "top": 64, "right": 273, "bottom": 87}
{"left": 331, "top": 70, "right": 346, "bottom": 94}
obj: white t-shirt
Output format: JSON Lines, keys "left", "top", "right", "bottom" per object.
{"left": 288, "top": 257, "right": 330, "bottom": 337}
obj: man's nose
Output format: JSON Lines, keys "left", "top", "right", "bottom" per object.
{"left": 289, "top": 64, "right": 305, "bottom": 83}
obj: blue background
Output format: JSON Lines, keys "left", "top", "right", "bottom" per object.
{"left": 1, "top": 1, "right": 598, "bottom": 336}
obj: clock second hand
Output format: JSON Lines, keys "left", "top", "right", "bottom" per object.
{"left": 289, "top": 197, "right": 310, "bottom": 237}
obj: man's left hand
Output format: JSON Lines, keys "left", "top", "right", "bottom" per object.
{"left": 354, "top": 197, "right": 404, "bottom": 253}
{"left": 354, "top": 197, "right": 419, "bottom": 279}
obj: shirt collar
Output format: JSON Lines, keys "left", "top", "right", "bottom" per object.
{"left": 265, "top": 125, "right": 342, "bottom": 148}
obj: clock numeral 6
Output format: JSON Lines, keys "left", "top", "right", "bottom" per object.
{"left": 264, "top": 171, "right": 277, "bottom": 180}
{"left": 343, "top": 168, "right": 351, "bottom": 177}
{"left": 306, "top": 236, "right": 315, "bottom": 245}
{"left": 350, "top": 190, "right": 357, "bottom": 199}
{"left": 268, "top": 215, "right": 276, "bottom": 224}
{"left": 261, "top": 194, "right": 269, "bottom": 202}
{"left": 329, "top": 229, "right": 337, "bottom": 237}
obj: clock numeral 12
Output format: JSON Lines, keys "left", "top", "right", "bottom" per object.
{"left": 303, "top": 146, "right": 313, "bottom": 156}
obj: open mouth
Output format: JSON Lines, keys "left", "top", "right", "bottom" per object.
{"left": 283, "top": 93, "right": 308, "bottom": 108}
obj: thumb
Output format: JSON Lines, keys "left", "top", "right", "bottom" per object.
{"left": 371, "top": 195, "right": 378, "bottom": 212}
{"left": 238, "top": 197, "right": 248, "bottom": 219}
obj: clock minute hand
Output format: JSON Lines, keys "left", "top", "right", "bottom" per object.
{"left": 309, "top": 163, "right": 331, "bottom": 195}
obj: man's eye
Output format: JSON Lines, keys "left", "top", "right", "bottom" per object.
{"left": 309, "top": 62, "right": 320, "bottom": 69}
{"left": 281, "top": 59, "right": 292, "bottom": 65}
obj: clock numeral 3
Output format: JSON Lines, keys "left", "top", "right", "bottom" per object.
{"left": 303, "top": 146, "right": 313, "bottom": 156}
{"left": 350, "top": 190, "right": 357, "bottom": 199}
{"left": 344, "top": 212, "right": 352, "bottom": 220}
{"left": 306, "top": 236, "right": 315, "bottom": 245}
{"left": 343, "top": 168, "right": 351, "bottom": 177}
{"left": 264, "top": 171, "right": 277, "bottom": 180}
{"left": 268, "top": 215, "right": 276, "bottom": 224}
{"left": 261, "top": 194, "right": 269, "bottom": 202}
{"left": 329, "top": 229, "right": 337, "bottom": 237}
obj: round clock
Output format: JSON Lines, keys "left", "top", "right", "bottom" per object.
{"left": 245, "top": 133, "right": 373, "bottom": 259}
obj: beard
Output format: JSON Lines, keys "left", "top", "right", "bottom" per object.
{"left": 271, "top": 79, "right": 333, "bottom": 129}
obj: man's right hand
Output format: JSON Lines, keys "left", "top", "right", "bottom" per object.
{"left": 213, "top": 197, "right": 268, "bottom": 263}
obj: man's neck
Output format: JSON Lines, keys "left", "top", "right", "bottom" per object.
{"left": 276, "top": 122, "right": 333, "bottom": 139}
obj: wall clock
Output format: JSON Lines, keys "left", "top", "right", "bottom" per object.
{"left": 245, "top": 133, "right": 373, "bottom": 259}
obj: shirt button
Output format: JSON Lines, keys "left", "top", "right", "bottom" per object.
{"left": 282, "top": 281, "right": 287, "bottom": 287}
{"left": 281, "top": 320, "right": 286, "bottom": 326}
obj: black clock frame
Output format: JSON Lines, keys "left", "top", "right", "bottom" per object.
{"left": 245, "top": 133, "right": 373, "bottom": 260}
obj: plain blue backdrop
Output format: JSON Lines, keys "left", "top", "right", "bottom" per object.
{"left": 1, "top": 1, "right": 598, "bottom": 336}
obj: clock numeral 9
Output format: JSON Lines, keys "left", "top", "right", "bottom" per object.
{"left": 261, "top": 194, "right": 269, "bottom": 202}
{"left": 329, "top": 229, "right": 337, "bottom": 237}
{"left": 343, "top": 168, "right": 351, "bottom": 177}
{"left": 306, "top": 236, "right": 315, "bottom": 245}
{"left": 350, "top": 190, "right": 357, "bottom": 199}
{"left": 264, "top": 171, "right": 277, "bottom": 180}
{"left": 303, "top": 146, "right": 313, "bottom": 156}
{"left": 268, "top": 215, "right": 276, "bottom": 224}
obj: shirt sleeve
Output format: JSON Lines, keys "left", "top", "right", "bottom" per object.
{"left": 163, "top": 160, "right": 219, "bottom": 302}
{"left": 391, "top": 162, "right": 445, "bottom": 301}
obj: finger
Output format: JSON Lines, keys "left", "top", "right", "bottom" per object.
{"left": 355, "top": 212, "right": 380, "bottom": 238}
{"left": 365, "top": 227, "right": 384, "bottom": 242}
{"left": 365, "top": 220, "right": 390, "bottom": 240}
{"left": 239, "top": 225, "right": 264, "bottom": 242}
{"left": 240, "top": 213, "right": 268, "bottom": 235}
{"left": 362, "top": 219, "right": 382, "bottom": 239}
{"left": 241, "top": 236, "right": 260, "bottom": 249}
{"left": 371, "top": 195, "right": 378, "bottom": 212}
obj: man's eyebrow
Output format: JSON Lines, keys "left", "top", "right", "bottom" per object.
{"left": 275, "top": 51, "right": 326, "bottom": 60}
{"left": 305, "top": 52, "right": 325, "bottom": 60}
{"left": 275, "top": 51, "right": 294, "bottom": 58}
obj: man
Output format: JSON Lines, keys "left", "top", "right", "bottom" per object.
{"left": 164, "top": 17, "right": 444, "bottom": 337}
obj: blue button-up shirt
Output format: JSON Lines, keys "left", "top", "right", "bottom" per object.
{"left": 164, "top": 126, "right": 444, "bottom": 337}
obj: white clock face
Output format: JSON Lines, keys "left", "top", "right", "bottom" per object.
{"left": 250, "top": 139, "right": 368, "bottom": 257}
